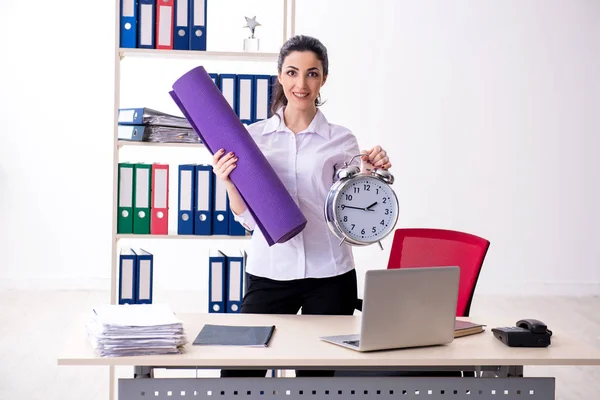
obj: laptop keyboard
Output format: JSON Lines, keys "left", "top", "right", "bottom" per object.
{"left": 343, "top": 340, "right": 360, "bottom": 347}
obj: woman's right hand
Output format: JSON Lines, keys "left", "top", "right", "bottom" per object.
{"left": 212, "top": 148, "right": 238, "bottom": 185}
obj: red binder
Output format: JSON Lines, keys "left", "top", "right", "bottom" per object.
{"left": 151, "top": 163, "right": 169, "bottom": 234}
{"left": 155, "top": 0, "right": 174, "bottom": 50}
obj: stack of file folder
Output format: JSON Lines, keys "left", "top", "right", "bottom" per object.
{"left": 118, "top": 107, "right": 201, "bottom": 144}
{"left": 86, "top": 304, "right": 187, "bottom": 357}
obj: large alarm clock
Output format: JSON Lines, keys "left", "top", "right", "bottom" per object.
{"left": 324, "top": 155, "right": 399, "bottom": 249}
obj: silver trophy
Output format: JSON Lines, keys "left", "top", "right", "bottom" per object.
{"left": 243, "top": 16, "right": 261, "bottom": 52}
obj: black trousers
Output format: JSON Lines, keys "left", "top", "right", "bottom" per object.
{"left": 220, "top": 269, "right": 357, "bottom": 378}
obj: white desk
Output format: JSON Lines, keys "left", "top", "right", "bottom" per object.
{"left": 58, "top": 314, "right": 600, "bottom": 399}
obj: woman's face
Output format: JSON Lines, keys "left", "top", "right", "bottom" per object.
{"left": 279, "top": 50, "right": 327, "bottom": 112}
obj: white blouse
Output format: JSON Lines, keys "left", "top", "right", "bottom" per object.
{"left": 233, "top": 108, "right": 361, "bottom": 281}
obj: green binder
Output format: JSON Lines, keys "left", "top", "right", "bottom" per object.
{"left": 133, "top": 163, "right": 152, "bottom": 234}
{"left": 117, "top": 162, "right": 135, "bottom": 234}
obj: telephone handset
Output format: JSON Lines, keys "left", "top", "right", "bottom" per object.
{"left": 516, "top": 319, "right": 552, "bottom": 335}
{"left": 492, "top": 318, "right": 552, "bottom": 347}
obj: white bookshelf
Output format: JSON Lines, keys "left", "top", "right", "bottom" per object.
{"left": 109, "top": 1, "right": 296, "bottom": 397}
{"left": 116, "top": 234, "right": 250, "bottom": 240}
{"left": 116, "top": 140, "right": 205, "bottom": 148}
{"left": 119, "top": 48, "right": 279, "bottom": 62}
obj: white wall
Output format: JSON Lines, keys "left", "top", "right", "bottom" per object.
{"left": 0, "top": 0, "right": 598, "bottom": 296}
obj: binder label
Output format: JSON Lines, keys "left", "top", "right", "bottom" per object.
{"left": 180, "top": 170, "right": 193, "bottom": 211}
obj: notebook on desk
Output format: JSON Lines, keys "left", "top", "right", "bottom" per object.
{"left": 455, "top": 320, "right": 485, "bottom": 338}
{"left": 193, "top": 324, "right": 276, "bottom": 347}
{"left": 320, "top": 267, "right": 460, "bottom": 352}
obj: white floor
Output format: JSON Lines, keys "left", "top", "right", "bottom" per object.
{"left": 0, "top": 290, "right": 599, "bottom": 400}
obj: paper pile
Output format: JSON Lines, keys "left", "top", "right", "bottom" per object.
{"left": 86, "top": 303, "right": 187, "bottom": 357}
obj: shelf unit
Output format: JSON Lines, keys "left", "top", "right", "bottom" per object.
{"left": 117, "top": 140, "right": 205, "bottom": 148}
{"left": 116, "top": 233, "right": 250, "bottom": 240}
{"left": 119, "top": 48, "right": 280, "bottom": 62}
{"left": 109, "top": 1, "right": 297, "bottom": 398}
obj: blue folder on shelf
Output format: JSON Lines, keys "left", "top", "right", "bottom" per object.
{"left": 212, "top": 169, "right": 229, "bottom": 235}
{"left": 219, "top": 74, "right": 238, "bottom": 113}
{"left": 118, "top": 249, "right": 137, "bottom": 304}
{"left": 227, "top": 195, "right": 248, "bottom": 236}
{"left": 224, "top": 250, "right": 245, "bottom": 313}
{"left": 137, "top": 0, "right": 156, "bottom": 49}
{"left": 178, "top": 164, "right": 196, "bottom": 235}
{"left": 208, "top": 249, "right": 226, "bottom": 313}
{"left": 209, "top": 73, "right": 219, "bottom": 87}
{"left": 173, "top": 0, "right": 190, "bottom": 50}
{"left": 194, "top": 164, "right": 213, "bottom": 235}
{"left": 132, "top": 248, "right": 153, "bottom": 304}
{"left": 236, "top": 75, "right": 255, "bottom": 125}
{"left": 119, "top": 0, "right": 138, "bottom": 48}
{"left": 189, "top": 0, "right": 207, "bottom": 51}
{"left": 253, "top": 75, "right": 272, "bottom": 123}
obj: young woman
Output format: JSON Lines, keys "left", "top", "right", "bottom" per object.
{"left": 213, "top": 35, "right": 392, "bottom": 377}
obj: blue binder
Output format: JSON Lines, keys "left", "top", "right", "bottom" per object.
{"left": 236, "top": 75, "right": 255, "bottom": 125}
{"left": 226, "top": 194, "right": 248, "bottom": 236}
{"left": 269, "top": 75, "right": 278, "bottom": 112}
{"left": 253, "top": 75, "right": 272, "bottom": 123}
{"left": 219, "top": 74, "right": 238, "bottom": 112}
{"left": 137, "top": 0, "right": 156, "bottom": 48}
{"left": 208, "top": 249, "right": 226, "bottom": 313}
{"left": 224, "top": 250, "right": 245, "bottom": 313}
{"left": 189, "top": 0, "right": 207, "bottom": 51}
{"left": 119, "top": 0, "right": 138, "bottom": 48}
{"left": 173, "top": 0, "right": 190, "bottom": 50}
{"left": 119, "top": 249, "right": 137, "bottom": 304}
{"left": 117, "top": 125, "right": 145, "bottom": 141}
{"left": 209, "top": 73, "right": 219, "bottom": 87}
{"left": 178, "top": 164, "right": 196, "bottom": 235}
{"left": 212, "top": 169, "right": 229, "bottom": 235}
{"left": 194, "top": 164, "right": 213, "bottom": 235}
{"left": 132, "top": 248, "right": 153, "bottom": 304}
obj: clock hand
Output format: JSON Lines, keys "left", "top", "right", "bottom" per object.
{"left": 365, "top": 201, "right": 378, "bottom": 210}
{"left": 341, "top": 205, "right": 364, "bottom": 211}
{"left": 341, "top": 204, "right": 376, "bottom": 212}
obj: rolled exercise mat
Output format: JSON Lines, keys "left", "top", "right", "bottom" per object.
{"left": 170, "top": 66, "right": 307, "bottom": 246}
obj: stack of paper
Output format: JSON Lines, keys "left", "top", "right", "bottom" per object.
{"left": 86, "top": 304, "right": 187, "bottom": 357}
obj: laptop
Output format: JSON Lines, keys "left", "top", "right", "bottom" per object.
{"left": 320, "top": 267, "right": 460, "bottom": 352}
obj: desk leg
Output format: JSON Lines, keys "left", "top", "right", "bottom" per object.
{"left": 118, "top": 375, "right": 555, "bottom": 399}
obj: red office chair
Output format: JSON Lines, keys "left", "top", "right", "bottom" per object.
{"left": 386, "top": 228, "right": 490, "bottom": 317}
{"left": 342, "top": 228, "right": 490, "bottom": 378}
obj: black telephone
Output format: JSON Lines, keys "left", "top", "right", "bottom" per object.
{"left": 492, "top": 319, "right": 553, "bottom": 347}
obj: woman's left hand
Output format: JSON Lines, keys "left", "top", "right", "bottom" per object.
{"left": 361, "top": 145, "right": 392, "bottom": 170}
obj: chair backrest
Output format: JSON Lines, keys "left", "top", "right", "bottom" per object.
{"left": 387, "top": 228, "right": 490, "bottom": 317}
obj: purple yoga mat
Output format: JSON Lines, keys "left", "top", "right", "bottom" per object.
{"left": 170, "top": 66, "right": 307, "bottom": 246}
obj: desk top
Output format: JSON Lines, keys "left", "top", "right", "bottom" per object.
{"left": 57, "top": 313, "right": 600, "bottom": 368}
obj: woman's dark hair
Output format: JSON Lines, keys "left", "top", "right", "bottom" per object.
{"left": 270, "top": 35, "right": 329, "bottom": 116}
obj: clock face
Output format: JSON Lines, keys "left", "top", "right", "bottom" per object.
{"left": 334, "top": 176, "right": 398, "bottom": 243}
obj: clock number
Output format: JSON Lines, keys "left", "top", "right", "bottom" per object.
{"left": 346, "top": 194, "right": 353, "bottom": 201}
{"left": 382, "top": 197, "right": 387, "bottom": 204}
{"left": 353, "top": 187, "right": 360, "bottom": 194}
{"left": 361, "top": 229, "right": 366, "bottom": 235}
{"left": 343, "top": 216, "right": 348, "bottom": 222}
{"left": 372, "top": 227, "right": 377, "bottom": 233}
{"left": 376, "top": 188, "right": 379, "bottom": 194}
{"left": 351, "top": 224, "right": 355, "bottom": 231}
{"left": 380, "top": 219, "right": 385, "bottom": 225}
{"left": 364, "top": 184, "right": 371, "bottom": 191}
{"left": 385, "top": 209, "right": 390, "bottom": 215}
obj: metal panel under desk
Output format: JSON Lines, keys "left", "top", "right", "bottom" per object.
{"left": 119, "top": 376, "right": 555, "bottom": 400}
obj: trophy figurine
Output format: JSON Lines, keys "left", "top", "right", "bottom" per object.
{"left": 243, "top": 16, "right": 261, "bottom": 52}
